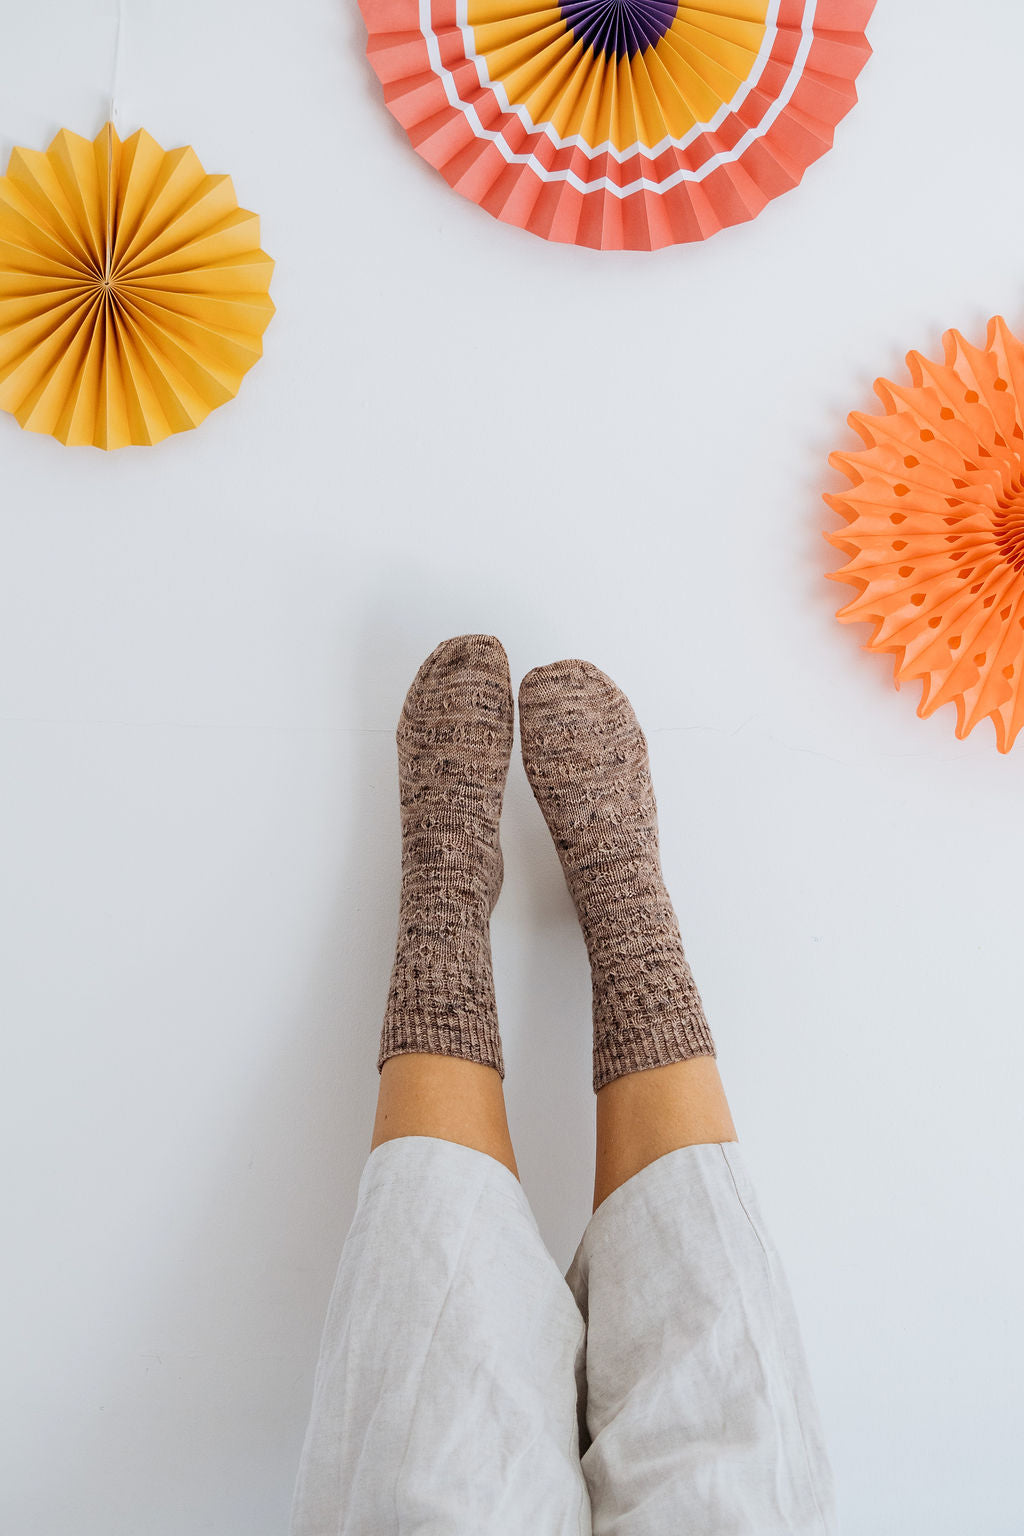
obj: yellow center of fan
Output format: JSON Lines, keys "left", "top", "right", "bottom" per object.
{"left": 466, "top": 0, "right": 770, "bottom": 153}
{"left": 0, "top": 122, "right": 275, "bottom": 450}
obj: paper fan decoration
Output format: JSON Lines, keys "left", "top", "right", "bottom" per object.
{"left": 825, "top": 316, "right": 1024, "bottom": 753}
{"left": 359, "top": 0, "right": 875, "bottom": 249}
{"left": 0, "top": 123, "right": 274, "bottom": 448}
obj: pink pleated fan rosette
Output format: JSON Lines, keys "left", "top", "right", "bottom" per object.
{"left": 358, "top": 0, "right": 875, "bottom": 249}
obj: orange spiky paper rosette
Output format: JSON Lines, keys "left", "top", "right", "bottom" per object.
{"left": 825, "top": 316, "right": 1024, "bottom": 753}
{"left": 359, "top": 0, "right": 875, "bottom": 250}
{"left": 0, "top": 123, "right": 274, "bottom": 449}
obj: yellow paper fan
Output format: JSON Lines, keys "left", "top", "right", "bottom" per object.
{"left": 0, "top": 123, "right": 274, "bottom": 449}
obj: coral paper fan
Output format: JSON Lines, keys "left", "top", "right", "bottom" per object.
{"left": 0, "top": 123, "right": 274, "bottom": 449}
{"left": 358, "top": 0, "right": 875, "bottom": 250}
{"left": 825, "top": 316, "right": 1024, "bottom": 753}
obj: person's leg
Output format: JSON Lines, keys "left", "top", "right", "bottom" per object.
{"left": 518, "top": 657, "right": 732, "bottom": 1185}
{"left": 370, "top": 631, "right": 521, "bottom": 1178}
{"left": 520, "top": 658, "right": 838, "bottom": 1536}
{"left": 371, "top": 1054, "right": 519, "bottom": 1179}
{"left": 290, "top": 1134, "right": 591, "bottom": 1536}
{"left": 290, "top": 636, "right": 590, "bottom": 1536}
{"left": 566, "top": 1139, "right": 838, "bottom": 1536}
{"left": 592, "top": 1055, "right": 734, "bottom": 1211}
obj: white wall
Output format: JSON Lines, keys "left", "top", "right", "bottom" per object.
{"left": 2, "top": 1, "right": 1023, "bottom": 1531}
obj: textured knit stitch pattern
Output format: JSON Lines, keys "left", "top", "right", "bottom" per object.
{"left": 378, "top": 635, "right": 513, "bottom": 1078}
{"left": 519, "top": 659, "right": 716, "bottom": 1093}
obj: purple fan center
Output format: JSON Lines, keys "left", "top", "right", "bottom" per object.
{"left": 559, "top": 0, "right": 678, "bottom": 61}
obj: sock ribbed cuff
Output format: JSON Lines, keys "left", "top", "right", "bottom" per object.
{"left": 377, "top": 1003, "right": 505, "bottom": 1078}
{"left": 592, "top": 1003, "right": 715, "bottom": 1092}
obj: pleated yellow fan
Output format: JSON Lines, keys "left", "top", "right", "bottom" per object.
{"left": 467, "top": 0, "right": 769, "bottom": 151}
{"left": 0, "top": 122, "right": 274, "bottom": 449}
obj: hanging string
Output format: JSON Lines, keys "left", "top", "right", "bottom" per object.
{"left": 109, "top": 0, "right": 125, "bottom": 134}
{"left": 105, "top": 0, "right": 126, "bottom": 279}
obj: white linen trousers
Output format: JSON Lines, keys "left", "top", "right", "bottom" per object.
{"left": 289, "top": 1134, "right": 838, "bottom": 1536}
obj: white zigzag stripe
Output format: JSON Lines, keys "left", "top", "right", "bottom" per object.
{"left": 419, "top": 0, "right": 817, "bottom": 198}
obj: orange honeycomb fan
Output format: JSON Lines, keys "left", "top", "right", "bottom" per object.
{"left": 825, "top": 314, "right": 1024, "bottom": 752}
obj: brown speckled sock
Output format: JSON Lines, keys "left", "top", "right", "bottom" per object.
{"left": 519, "top": 659, "right": 715, "bottom": 1093}
{"left": 378, "top": 635, "right": 512, "bottom": 1078}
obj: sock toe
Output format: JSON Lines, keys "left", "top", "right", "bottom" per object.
{"left": 404, "top": 635, "right": 513, "bottom": 760}
{"left": 429, "top": 633, "right": 509, "bottom": 682}
{"left": 519, "top": 659, "right": 643, "bottom": 782}
{"left": 520, "top": 658, "right": 628, "bottom": 718}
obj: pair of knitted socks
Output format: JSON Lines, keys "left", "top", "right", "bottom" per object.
{"left": 377, "top": 635, "right": 715, "bottom": 1094}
